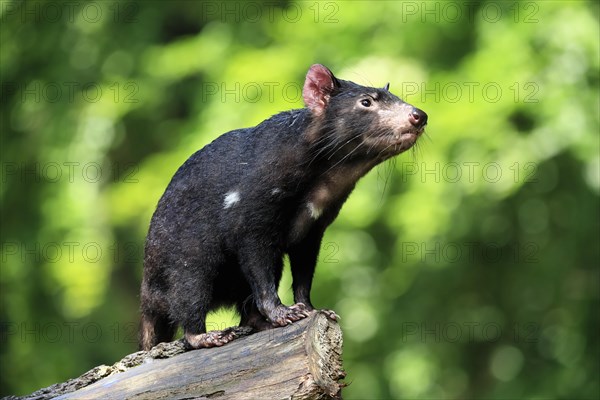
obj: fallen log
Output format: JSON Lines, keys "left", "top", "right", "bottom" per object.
{"left": 7, "top": 312, "right": 345, "bottom": 400}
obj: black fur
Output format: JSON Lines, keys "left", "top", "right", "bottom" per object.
{"left": 139, "top": 64, "right": 427, "bottom": 350}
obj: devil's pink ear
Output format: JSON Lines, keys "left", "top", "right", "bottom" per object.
{"left": 302, "top": 64, "right": 338, "bottom": 115}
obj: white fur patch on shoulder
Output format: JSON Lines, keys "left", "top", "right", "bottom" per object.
{"left": 307, "top": 202, "right": 323, "bottom": 219}
{"left": 223, "top": 191, "right": 240, "bottom": 209}
{"left": 271, "top": 188, "right": 282, "bottom": 195}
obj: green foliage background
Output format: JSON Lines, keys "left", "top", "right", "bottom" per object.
{"left": 1, "top": 1, "right": 598, "bottom": 398}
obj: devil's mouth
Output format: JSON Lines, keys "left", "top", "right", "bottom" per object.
{"left": 391, "top": 127, "right": 424, "bottom": 144}
{"left": 365, "top": 127, "right": 424, "bottom": 155}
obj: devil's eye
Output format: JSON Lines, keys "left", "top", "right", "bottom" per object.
{"left": 360, "top": 99, "right": 372, "bottom": 107}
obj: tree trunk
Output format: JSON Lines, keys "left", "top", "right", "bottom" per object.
{"left": 7, "top": 312, "right": 345, "bottom": 400}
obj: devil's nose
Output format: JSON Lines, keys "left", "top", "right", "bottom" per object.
{"left": 408, "top": 107, "right": 428, "bottom": 128}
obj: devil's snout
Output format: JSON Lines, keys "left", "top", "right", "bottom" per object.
{"left": 408, "top": 107, "right": 428, "bottom": 129}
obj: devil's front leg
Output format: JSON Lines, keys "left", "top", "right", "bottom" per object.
{"left": 288, "top": 227, "right": 339, "bottom": 321}
{"left": 238, "top": 240, "right": 311, "bottom": 327}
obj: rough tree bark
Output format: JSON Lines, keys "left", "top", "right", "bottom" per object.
{"left": 5, "top": 312, "right": 345, "bottom": 400}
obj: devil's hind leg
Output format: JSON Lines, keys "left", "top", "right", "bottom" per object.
{"left": 238, "top": 297, "right": 273, "bottom": 332}
{"left": 139, "top": 311, "right": 176, "bottom": 351}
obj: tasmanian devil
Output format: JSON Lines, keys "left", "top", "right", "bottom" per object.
{"left": 139, "top": 64, "right": 427, "bottom": 350}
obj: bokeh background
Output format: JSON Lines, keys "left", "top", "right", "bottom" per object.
{"left": 1, "top": 1, "right": 598, "bottom": 398}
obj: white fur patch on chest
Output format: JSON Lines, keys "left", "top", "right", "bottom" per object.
{"left": 307, "top": 202, "right": 323, "bottom": 219}
{"left": 223, "top": 191, "right": 240, "bottom": 209}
